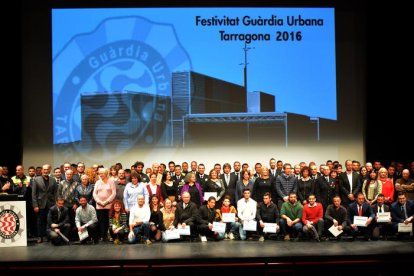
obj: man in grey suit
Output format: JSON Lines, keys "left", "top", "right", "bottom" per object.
{"left": 339, "top": 160, "right": 362, "bottom": 207}
{"left": 32, "top": 164, "right": 58, "bottom": 243}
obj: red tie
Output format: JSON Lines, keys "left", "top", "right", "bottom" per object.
{"left": 358, "top": 205, "right": 362, "bottom": 216}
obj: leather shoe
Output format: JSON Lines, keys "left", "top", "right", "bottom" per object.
{"left": 36, "top": 238, "right": 43, "bottom": 243}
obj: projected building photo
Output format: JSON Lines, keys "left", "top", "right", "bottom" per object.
{"left": 73, "top": 70, "right": 337, "bottom": 155}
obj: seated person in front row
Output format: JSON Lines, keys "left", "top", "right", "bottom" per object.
{"left": 197, "top": 196, "right": 224, "bottom": 241}
{"left": 371, "top": 194, "right": 392, "bottom": 240}
{"left": 149, "top": 194, "right": 165, "bottom": 242}
{"left": 347, "top": 193, "right": 374, "bottom": 241}
{"left": 108, "top": 199, "right": 128, "bottom": 244}
{"left": 47, "top": 197, "right": 71, "bottom": 245}
{"left": 173, "top": 191, "right": 199, "bottom": 241}
{"left": 75, "top": 195, "right": 99, "bottom": 244}
{"left": 391, "top": 192, "right": 414, "bottom": 240}
{"left": 128, "top": 194, "right": 151, "bottom": 244}
{"left": 216, "top": 195, "right": 239, "bottom": 240}
{"left": 257, "top": 192, "right": 279, "bottom": 241}
{"left": 279, "top": 192, "right": 303, "bottom": 241}
{"left": 302, "top": 194, "right": 324, "bottom": 241}
{"left": 324, "top": 196, "right": 351, "bottom": 239}
{"left": 237, "top": 188, "right": 257, "bottom": 240}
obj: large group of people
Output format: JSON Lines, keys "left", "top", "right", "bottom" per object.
{"left": 0, "top": 159, "right": 413, "bottom": 245}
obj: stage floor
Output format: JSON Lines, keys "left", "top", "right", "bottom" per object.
{"left": 1, "top": 239, "right": 413, "bottom": 275}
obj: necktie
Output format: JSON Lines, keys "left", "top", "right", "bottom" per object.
{"left": 326, "top": 177, "right": 329, "bottom": 182}
{"left": 226, "top": 174, "right": 229, "bottom": 184}
{"left": 379, "top": 206, "right": 382, "bottom": 213}
{"left": 358, "top": 205, "right": 362, "bottom": 216}
{"left": 58, "top": 208, "right": 61, "bottom": 221}
{"left": 184, "top": 203, "right": 187, "bottom": 209}
{"left": 236, "top": 173, "right": 240, "bottom": 181}
{"left": 401, "top": 206, "right": 407, "bottom": 219}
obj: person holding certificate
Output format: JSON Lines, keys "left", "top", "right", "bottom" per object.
{"left": 197, "top": 196, "right": 224, "bottom": 241}
{"left": 128, "top": 195, "right": 151, "bottom": 245}
{"left": 47, "top": 197, "right": 71, "bottom": 245}
{"left": 237, "top": 188, "right": 257, "bottom": 240}
{"left": 256, "top": 192, "right": 279, "bottom": 241}
{"left": 279, "top": 192, "right": 303, "bottom": 241}
{"left": 75, "top": 195, "right": 99, "bottom": 244}
{"left": 324, "top": 196, "right": 350, "bottom": 240}
{"left": 215, "top": 195, "right": 239, "bottom": 240}
{"left": 347, "top": 193, "right": 375, "bottom": 241}
{"left": 173, "top": 192, "right": 199, "bottom": 241}
{"left": 302, "top": 194, "right": 324, "bottom": 242}
{"left": 371, "top": 194, "right": 392, "bottom": 240}
{"left": 391, "top": 192, "right": 414, "bottom": 240}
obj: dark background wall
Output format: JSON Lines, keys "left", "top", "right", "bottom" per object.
{"left": 2, "top": 0, "right": 411, "bottom": 172}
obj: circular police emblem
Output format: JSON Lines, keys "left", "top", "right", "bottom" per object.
{"left": 0, "top": 204, "right": 24, "bottom": 242}
{"left": 53, "top": 16, "right": 192, "bottom": 163}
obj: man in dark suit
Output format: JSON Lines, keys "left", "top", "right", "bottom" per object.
{"left": 196, "top": 163, "right": 209, "bottom": 192}
{"left": 221, "top": 163, "right": 237, "bottom": 204}
{"left": 371, "top": 194, "right": 392, "bottom": 240}
{"left": 391, "top": 192, "right": 414, "bottom": 239}
{"left": 339, "top": 160, "right": 362, "bottom": 207}
{"left": 173, "top": 191, "right": 199, "bottom": 240}
{"left": 32, "top": 164, "right": 58, "bottom": 243}
{"left": 347, "top": 193, "right": 375, "bottom": 240}
{"left": 47, "top": 197, "right": 71, "bottom": 245}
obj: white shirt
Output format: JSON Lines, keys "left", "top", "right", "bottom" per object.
{"left": 237, "top": 197, "right": 257, "bottom": 221}
{"left": 347, "top": 171, "right": 353, "bottom": 193}
{"left": 129, "top": 204, "right": 150, "bottom": 225}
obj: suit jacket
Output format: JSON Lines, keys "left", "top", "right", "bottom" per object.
{"left": 391, "top": 200, "right": 414, "bottom": 223}
{"left": 196, "top": 173, "right": 209, "bottom": 191}
{"left": 172, "top": 175, "right": 184, "bottom": 187}
{"left": 339, "top": 172, "right": 361, "bottom": 204}
{"left": 221, "top": 173, "right": 237, "bottom": 200}
{"left": 347, "top": 201, "right": 374, "bottom": 225}
{"left": 46, "top": 204, "right": 70, "bottom": 231}
{"left": 173, "top": 201, "right": 199, "bottom": 227}
{"left": 316, "top": 177, "right": 339, "bottom": 208}
{"left": 32, "top": 176, "right": 58, "bottom": 209}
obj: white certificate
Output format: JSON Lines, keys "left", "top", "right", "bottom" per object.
{"left": 177, "top": 225, "right": 191, "bottom": 235}
{"left": 353, "top": 216, "right": 368, "bottom": 227}
{"left": 398, "top": 223, "right": 413, "bottom": 233}
{"left": 204, "top": 192, "right": 217, "bottom": 200}
{"left": 164, "top": 229, "right": 180, "bottom": 240}
{"left": 263, "top": 223, "right": 277, "bottom": 233}
{"left": 222, "top": 213, "right": 236, "bottom": 223}
{"left": 212, "top": 222, "right": 226, "bottom": 233}
{"left": 243, "top": 220, "right": 257, "bottom": 231}
{"left": 328, "top": 225, "right": 343, "bottom": 237}
{"left": 377, "top": 212, "right": 391, "bottom": 223}
{"left": 78, "top": 229, "right": 89, "bottom": 241}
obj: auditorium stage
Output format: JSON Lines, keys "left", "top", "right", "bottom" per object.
{"left": 1, "top": 240, "right": 413, "bottom": 275}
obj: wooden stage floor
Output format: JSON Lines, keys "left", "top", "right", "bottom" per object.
{"left": 1, "top": 239, "right": 413, "bottom": 275}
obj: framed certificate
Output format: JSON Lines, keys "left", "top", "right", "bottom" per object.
{"left": 164, "top": 229, "right": 180, "bottom": 240}
{"left": 328, "top": 225, "right": 343, "bottom": 237}
{"left": 78, "top": 229, "right": 89, "bottom": 241}
{"left": 353, "top": 216, "right": 368, "bottom": 227}
{"left": 222, "top": 213, "right": 236, "bottom": 223}
{"left": 377, "top": 212, "right": 391, "bottom": 223}
{"left": 177, "top": 225, "right": 191, "bottom": 235}
{"left": 398, "top": 223, "right": 412, "bottom": 233}
{"left": 243, "top": 220, "right": 257, "bottom": 231}
{"left": 263, "top": 223, "right": 277, "bottom": 233}
{"left": 212, "top": 222, "right": 226, "bottom": 233}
